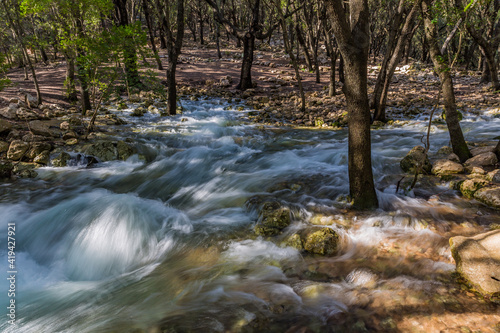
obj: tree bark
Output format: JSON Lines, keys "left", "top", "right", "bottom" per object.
{"left": 65, "top": 56, "right": 78, "bottom": 102}
{"left": 422, "top": 0, "right": 471, "bottom": 162}
{"left": 142, "top": 0, "right": 163, "bottom": 70}
{"left": 326, "top": 0, "right": 378, "bottom": 209}
{"left": 237, "top": 33, "right": 255, "bottom": 90}
{"left": 467, "top": 26, "right": 500, "bottom": 91}
{"left": 495, "top": 140, "right": 500, "bottom": 159}
{"left": 114, "top": 0, "right": 140, "bottom": 87}
{"left": 372, "top": 0, "right": 421, "bottom": 122}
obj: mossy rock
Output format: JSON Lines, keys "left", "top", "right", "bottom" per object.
{"left": 51, "top": 152, "right": 71, "bottom": 167}
{"left": 459, "top": 178, "right": 489, "bottom": 199}
{"left": 400, "top": 146, "right": 432, "bottom": 174}
{"left": 302, "top": 227, "right": 339, "bottom": 256}
{"left": 117, "top": 140, "right": 136, "bottom": 160}
{"left": 254, "top": 201, "right": 291, "bottom": 236}
{"left": 284, "top": 233, "right": 303, "bottom": 250}
{"left": 0, "top": 161, "right": 13, "bottom": 179}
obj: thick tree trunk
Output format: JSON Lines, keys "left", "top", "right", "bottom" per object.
{"left": 166, "top": 53, "right": 178, "bottom": 115}
{"left": 422, "top": 0, "right": 471, "bottom": 162}
{"left": 495, "top": 140, "right": 500, "bottom": 159}
{"left": 237, "top": 33, "right": 254, "bottom": 90}
{"left": 215, "top": 20, "right": 222, "bottom": 59}
{"left": 468, "top": 27, "right": 499, "bottom": 90}
{"left": 159, "top": 27, "right": 167, "bottom": 49}
{"left": 327, "top": 0, "right": 378, "bottom": 209}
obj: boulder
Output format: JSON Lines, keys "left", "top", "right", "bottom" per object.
{"left": 400, "top": 146, "right": 432, "bottom": 174}
{"left": 474, "top": 186, "right": 500, "bottom": 209}
{"left": 0, "top": 141, "right": 9, "bottom": 153}
{"left": 0, "top": 119, "right": 12, "bottom": 134}
{"left": 450, "top": 230, "right": 500, "bottom": 296}
{"left": 62, "top": 131, "right": 77, "bottom": 140}
{"left": 459, "top": 178, "right": 489, "bottom": 199}
{"left": 302, "top": 227, "right": 339, "bottom": 256}
{"left": 464, "top": 152, "right": 498, "bottom": 168}
{"left": 34, "top": 151, "right": 50, "bottom": 165}
{"left": 27, "top": 142, "right": 52, "bottom": 159}
{"left": 29, "top": 120, "right": 56, "bottom": 137}
{"left": 487, "top": 169, "right": 500, "bottom": 183}
{"left": 0, "top": 104, "right": 18, "bottom": 119}
{"left": 7, "top": 140, "right": 29, "bottom": 160}
{"left": 84, "top": 141, "right": 117, "bottom": 161}
{"left": 51, "top": 152, "right": 71, "bottom": 167}
{"left": 12, "top": 162, "right": 38, "bottom": 178}
{"left": 16, "top": 107, "right": 39, "bottom": 120}
{"left": 254, "top": 201, "right": 291, "bottom": 236}
{"left": 437, "top": 146, "right": 453, "bottom": 155}
{"left": 117, "top": 140, "right": 135, "bottom": 160}
{"left": 447, "top": 153, "right": 460, "bottom": 162}
{"left": 60, "top": 121, "right": 70, "bottom": 131}
{"left": 131, "top": 107, "right": 145, "bottom": 117}
{"left": 470, "top": 146, "right": 495, "bottom": 156}
{"left": 431, "top": 159, "right": 464, "bottom": 175}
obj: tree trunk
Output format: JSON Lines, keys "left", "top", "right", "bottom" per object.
{"left": 159, "top": 27, "right": 167, "bottom": 49}
{"left": 142, "top": 0, "right": 163, "bottom": 70}
{"left": 237, "top": 33, "right": 254, "bottom": 90}
{"left": 215, "top": 20, "right": 222, "bottom": 59}
{"left": 323, "top": 25, "right": 337, "bottom": 96}
{"left": 65, "top": 57, "right": 78, "bottom": 102}
{"left": 467, "top": 26, "right": 500, "bottom": 90}
{"left": 199, "top": 14, "right": 204, "bottom": 45}
{"left": 422, "top": 0, "right": 471, "bottom": 162}
{"left": 166, "top": 53, "right": 178, "bottom": 115}
{"left": 326, "top": 0, "right": 378, "bottom": 209}
{"left": 114, "top": 0, "right": 140, "bottom": 87}
{"left": 372, "top": 0, "right": 421, "bottom": 122}
{"left": 495, "top": 140, "right": 500, "bottom": 159}
{"left": 295, "top": 24, "right": 313, "bottom": 71}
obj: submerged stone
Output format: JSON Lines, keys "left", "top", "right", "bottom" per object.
{"left": 51, "top": 152, "right": 71, "bottom": 167}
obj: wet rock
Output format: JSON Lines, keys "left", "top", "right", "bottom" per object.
{"left": 65, "top": 138, "right": 78, "bottom": 145}
{"left": 437, "top": 146, "right": 453, "bottom": 155}
{"left": 470, "top": 166, "right": 486, "bottom": 175}
{"left": 474, "top": 186, "right": 500, "bottom": 209}
{"left": 0, "top": 119, "right": 12, "bottom": 134}
{"left": 345, "top": 268, "right": 378, "bottom": 288}
{"left": 285, "top": 233, "right": 303, "bottom": 250}
{"left": 12, "top": 163, "right": 37, "bottom": 178}
{"left": 27, "top": 142, "right": 52, "bottom": 159}
{"left": 254, "top": 201, "right": 291, "bottom": 236}
{"left": 487, "top": 169, "right": 500, "bottom": 183}
{"left": 16, "top": 107, "right": 39, "bottom": 120}
{"left": 459, "top": 178, "right": 489, "bottom": 199}
{"left": 431, "top": 159, "right": 464, "bottom": 175}
{"left": 400, "top": 146, "right": 432, "bottom": 174}
{"left": 117, "top": 140, "right": 135, "bottom": 160}
{"left": 7, "top": 140, "right": 29, "bottom": 160}
{"left": 0, "top": 141, "right": 9, "bottom": 153}
{"left": 51, "top": 152, "right": 71, "bottom": 167}
{"left": 131, "top": 107, "right": 145, "bottom": 117}
{"left": 464, "top": 152, "right": 498, "bottom": 168}
{"left": 69, "top": 115, "right": 82, "bottom": 126}
{"left": 84, "top": 141, "right": 117, "bottom": 161}
{"left": 29, "top": 120, "right": 56, "bottom": 137}
{"left": 450, "top": 229, "right": 500, "bottom": 296}
{"left": 302, "top": 227, "right": 339, "bottom": 256}
{"left": 0, "top": 105, "right": 18, "bottom": 119}
{"left": 148, "top": 105, "right": 160, "bottom": 114}
{"left": 0, "top": 161, "right": 13, "bottom": 178}
{"left": 33, "top": 151, "right": 50, "bottom": 165}
{"left": 470, "top": 146, "right": 495, "bottom": 156}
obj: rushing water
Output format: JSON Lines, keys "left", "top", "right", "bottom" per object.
{"left": 0, "top": 100, "right": 499, "bottom": 332}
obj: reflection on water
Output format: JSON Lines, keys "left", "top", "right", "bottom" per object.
{"left": 0, "top": 99, "right": 499, "bottom": 332}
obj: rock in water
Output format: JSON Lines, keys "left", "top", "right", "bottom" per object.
{"left": 51, "top": 152, "right": 71, "bottom": 167}
{"left": 302, "top": 227, "right": 339, "bottom": 255}
{"left": 464, "top": 152, "right": 498, "bottom": 168}
{"left": 450, "top": 230, "right": 500, "bottom": 296}
{"left": 254, "top": 201, "right": 291, "bottom": 236}
{"left": 474, "top": 186, "right": 500, "bottom": 209}
{"left": 431, "top": 159, "right": 464, "bottom": 175}
{"left": 400, "top": 146, "right": 432, "bottom": 174}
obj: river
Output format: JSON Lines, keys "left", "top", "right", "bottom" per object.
{"left": 1, "top": 99, "right": 499, "bottom": 332}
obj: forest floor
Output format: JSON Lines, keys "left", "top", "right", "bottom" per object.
{"left": 1, "top": 39, "right": 499, "bottom": 126}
